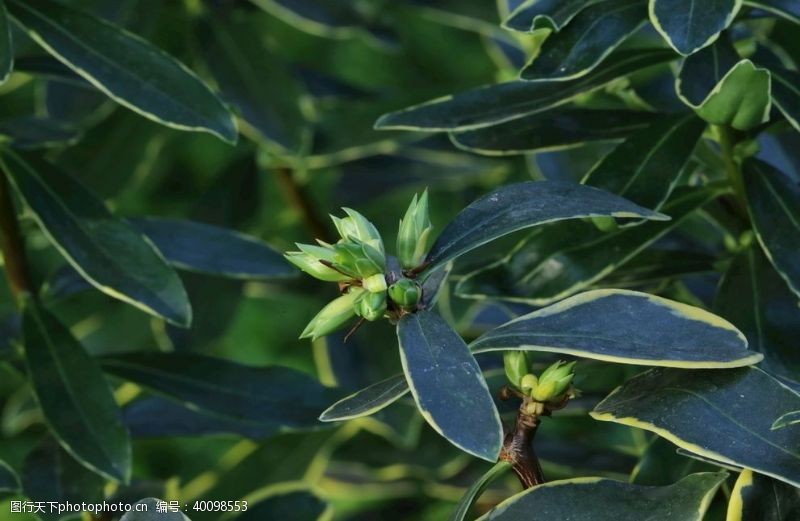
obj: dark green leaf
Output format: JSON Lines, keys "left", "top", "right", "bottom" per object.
{"left": 101, "top": 352, "right": 337, "bottom": 429}
{"left": 319, "top": 374, "right": 409, "bottom": 422}
{"left": 23, "top": 301, "right": 131, "bottom": 482}
{"left": 451, "top": 461, "right": 512, "bottom": 521}
{"left": 714, "top": 247, "right": 800, "bottom": 381}
{"left": 131, "top": 218, "right": 295, "bottom": 280}
{"left": 0, "top": 116, "right": 82, "bottom": 149}
{"left": 582, "top": 113, "right": 706, "bottom": 211}
{"left": 743, "top": 0, "right": 800, "bottom": 24}
{"left": 592, "top": 367, "right": 800, "bottom": 487}
{"left": 503, "top": 0, "right": 602, "bottom": 32}
{"left": 650, "top": 0, "right": 741, "bottom": 55}
{"left": 770, "top": 66, "right": 800, "bottom": 133}
{"left": 237, "top": 489, "right": 328, "bottom": 521}
{"left": 0, "top": 459, "right": 19, "bottom": 493}
{"left": 375, "top": 49, "right": 675, "bottom": 131}
{"left": 423, "top": 180, "right": 668, "bottom": 272}
{"left": 451, "top": 109, "right": 656, "bottom": 156}
{"left": 7, "top": 0, "right": 237, "bottom": 143}
{"left": 248, "top": 0, "right": 361, "bottom": 37}
{"left": 478, "top": 472, "right": 727, "bottom": 520}
{"left": 0, "top": 151, "right": 191, "bottom": 326}
{"left": 397, "top": 311, "right": 503, "bottom": 462}
{"left": 744, "top": 159, "right": 800, "bottom": 299}
{"left": 471, "top": 289, "right": 759, "bottom": 368}
{"left": 677, "top": 38, "right": 771, "bottom": 130}
{"left": 520, "top": 0, "right": 646, "bottom": 81}
{"left": 727, "top": 469, "right": 800, "bottom": 521}
{"left": 773, "top": 411, "right": 800, "bottom": 430}
{"left": 120, "top": 498, "right": 191, "bottom": 521}
{"left": 0, "top": 0, "right": 12, "bottom": 84}
{"left": 456, "top": 187, "right": 720, "bottom": 305}
{"left": 197, "top": 16, "right": 306, "bottom": 152}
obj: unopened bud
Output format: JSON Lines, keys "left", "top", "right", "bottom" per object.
{"left": 333, "top": 238, "right": 385, "bottom": 278}
{"left": 530, "top": 361, "right": 576, "bottom": 402}
{"left": 387, "top": 278, "right": 421, "bottom": 308}
{"left": 362, "top": 273, "right": 388, "bottom": 293}
{"left": 397, "top": 190, "right": 433, "bottom": 269}
{"left": 285, "top": 243, "right": 348, "bottom": 282}
{"left": 300, "top": 288, "right": 363, "bottom": 340}
{"left": 520, "top": 373, "right": 538, "bottom": 394}
{"left": 355, "top": 291, "right": 387, "bottom": 321}
{"left": 332, "top": 208, "right": 384, "bottom": 254}
{"left": 504, "top": 352, "right": 530, "bottom": 388}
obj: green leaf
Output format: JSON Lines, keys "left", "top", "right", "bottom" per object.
{"left": 676, "top": 38, "right": 771, "bottom": 131}
{"left": 743, "top": 0, "right": 800, "bottom": 24}
{"left": 101, "top": 352, "right": 337, "bottom": 429}
{"left": 714, "top": 247, "right": 800, "bottom": 381}
{"left": 456, "top": 187, "right": 720, "bottom": 305}
{"left": 591, "top": 367, "right": 800, "bottom": 487}
{"left": 0, "top": 459, "right": 19, "bottom": 493}
{"left": 6, "top": 0, "right": 237, "bottom": 143}
{"left": 770, "top": 66, "right": 800, "bottom": 133}
{"left": 649, "top": 0, "right": 741, "bottom": 55}
{"left": 503, "top": 0, "right": 602, "bottom": 32}
{"left": 120, "top": 498, "right": 192, "bottom": 521}
{"left": 744, "top": 159, "right": 800, "bottom": 300}
{"left": 422, "top": 180, "right": 668, "bottom": 272}
{"left": 237, "top": 489, "right": 328, "bottom": 521}
{"left": 772, "top": 411, "right": 800, "bottom": 430}
{"left": 727, "top": 469, "right": 800, "bottom": 520}
{"left": 582, "top": 113, "right": 707, "bottom": 211}
{"left": 520, "top": 0, "right": 647, "bottom": 81}
{"left": 451, "top": 461, "right": 512, "bottom": 521}
{"left": 451, "top": 109, "right": 656, "bottom": 156}
{"left": 471, "top": 289, "right": 759, "bottom": 368}
{"left": 23, "top": 300, "right": 131, "bottom": 482}
{"left": 374, "top": 49, "right": 675, "bottom": 131}
{"left": 319, "top": 374, "right": 409, "bottom": 422}
{"left": 0, "top": 151, "right": 191, "bottom": 326}
{"left": 248, "top": 0, "right": 361, "bottom": 38}
{"left": 131, "top": 217, "right": 296, "bottom": 280}
{"left": 0, "top": 0, "right": 12, "bottom": 84}
{"left": 477, "top": 472, "right": 727, "bottom": 520}
{"left": 0, "top": 116, "right": 82, "bottom": 149}
{"left": 397, "top": 311, "right": 503, "bottom": 462}
{"left": 197, "top": 16, "right": 306, "bottom": 152}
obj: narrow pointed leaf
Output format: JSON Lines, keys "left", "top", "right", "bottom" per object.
{"left": 744, "top": 0, "right": 800, "bottom": 23}
{"left": 0, "top": 459, "right": 20, "bottom": 493}
{"left": 0, "top": 116, "right": 82, "bottom": 149}
{"left": 375, "top": 49, "right": 675, "bottom": 131}
{"left": 423, "top": 180, "right": 668, "bottom": 273}
{"left": 478, "top": 472, "right": 727, "bottom": 521}
{"left": 520, "top": 0, "right": 647, "bottom": 81}
{"left": 319, "top": 374, "right": 410, "bottom": 422}
{"left": 397, "top": 311, "right": 503, "bottom": 462}
{"left": 6, "top": 0, "right": 237, "bottom": 143}
{"left": 677, "top": 39, "right": 771, "bottom": 130}
{"left": 130, "top": 218, "right": 295, "bottom": 280}
{"left": 23, "top": 301, "right": 131, "bottom": 482}
{"left": 451, "top": 461, "right": 512, "bottom": 521}
{"left": 101, "top": 352, "right": 337, "bottom": 429}
{"left": 472, "top": 289, "right": 758, "bottom": 368}
{"left": 248, "top": 0, "right": 361, "bottom": 37}
{"left": 0, "top": 151, "right": 191, "bottom": 326}
{"left": 582, "top": 113, "right": 706, "bottom": 211}
{"left": 457, "top": 187, "right": 720, "bottom": 305}
{"left": 592, "top": 367, "right": 800, "bottom": 487}
{"left": 770, "top": 66, "right": 800, "bottom": 132}
{"left": 744, "top": 159, "right": 800, "bottom": 300}
{"left": 727, "top": 469, "right": 800, "bottom": 521}
{"left": 0, "top": 0, "right": 12, "bottom": 84}
{"left": 773, "top": 411, "right": 800, "bottom": 430}
{"left": 649, "top": 0, "right": 741, "bottom": 55}
{"left": 451, "top": 109, "right": 655, "bottom": 155}
{"left": 503, "top": 0, "right": 602, "bottom": 32}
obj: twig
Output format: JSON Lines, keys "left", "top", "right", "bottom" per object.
{"left": 274, "top": 167, "right": 332, "bottom": 242}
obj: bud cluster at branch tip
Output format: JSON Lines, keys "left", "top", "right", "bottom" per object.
{"left": 504, "top": 352, "right": 576, "bottom": 409}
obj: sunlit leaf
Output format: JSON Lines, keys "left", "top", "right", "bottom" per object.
{"left": 503, "top": 0, "right": 602, "bottom": 32}
{"left": 649, "top": 0, "right": 741, "bottom": 55}
{"left": 319, "top": 374, "right": 409, "bottom": 422}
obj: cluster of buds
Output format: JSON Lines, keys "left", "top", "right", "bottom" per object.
{"left": 504, "top": 352, "right": 576, "bottom": 416}
{"left": 284, "top": 191, "right": 433, "bottom": 340}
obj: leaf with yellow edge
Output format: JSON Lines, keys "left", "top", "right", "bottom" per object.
{"left": 726, "top": 469, "right": 800, "bottom": 521}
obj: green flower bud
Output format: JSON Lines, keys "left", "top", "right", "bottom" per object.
{"left": 355, "top": 291, "right": 387, "bottom": 321}
{"left": 387, "top": 278, "right": 421, "bottom": 308}
{"left": 503, "top": 352, "right": 529, "bottom": 388}
{"left": 520, "top": 373, "right": 538, "bottom": 394}
{"left": 362, "top": 273, "right": 388, "bottom": 293}
{"left": 531, "top": 361, "right": 575, "bottom": 402}
{"left": 284, "top": 243, "right": 348, "bottom": 282}
{"left": 332, "top": 208, "right": 384, "bottom": 254}
{"left": 397, "top": 190, "right": 433, "bottom": 269}
{"left": 333, "top": 238, "right": 386, "bottom": 278}
{"left": 300, "top": 288, "right": 364, "bottom": 340}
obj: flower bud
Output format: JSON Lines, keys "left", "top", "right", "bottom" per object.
{"left": 333, "top": 238, "right": 385, "bottom": 278}
{"left": 503, "top": 351, "right": 530, "bottom": 388}
{"left": 520, "top": 373, "right": 538, "bottom": 394}
{"left": 397, "top": 190, "right": 433, "bottom": 269}
{"left": 355, "top": 291, "right": 387, "bottom": 321}
{"left": 332, "top": 208, "right": 384, "bottom": 254}
{"left": 300, "top": 288, "right": 364, "bottom": 340}
{"left": 530, "top": 361, "right": 575, "bottom": 402}
{"left": 285, "top": 243, "right": 348, "bottom": 282}
{"left": 387, "top": 278, "right": 421, "bottom": 308}
{"left": 362, "top": 273, "right": 388, "bottom": 293}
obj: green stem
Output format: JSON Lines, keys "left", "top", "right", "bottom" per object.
{"left": 715, "top": 125, "right": 746, "bottom": 210}
{"left": 0, "top": 171, "right": 33, "bottom": 306}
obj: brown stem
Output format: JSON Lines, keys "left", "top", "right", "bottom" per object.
{"left": 274, "top": 167, "right": 332, "bottom": 242}
{"left": 0, "top": 172, "right": 33, "bottom": 305}
{"left": 500, "top": 399, "right": 545, "bottom": 488}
